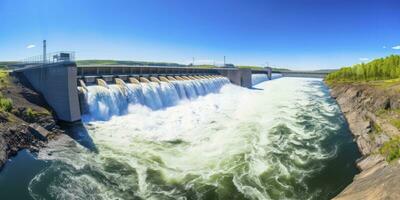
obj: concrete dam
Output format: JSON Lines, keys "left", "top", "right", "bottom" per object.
{"left": 14, "top": 61, "right": 272, "bottom": 122}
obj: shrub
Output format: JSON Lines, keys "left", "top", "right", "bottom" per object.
{"left": 390, "top": 119, "right": 400, "bottom": 130}
{"left": 379, "top": 136, "right": 400, "bottom": 162}
{"left": 25, "top": 108, "right": 37, "bottom": 121}
{"left": 0, "top": 98, "right": 13, "bottom": 112}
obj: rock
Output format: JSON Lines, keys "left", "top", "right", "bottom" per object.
{"left": 356, "top": 135, "right": 373, "bottom": 155}
{"left": 0, "top": 111, "right": 8, "bottom": 123}
{"left": 29, "top": 146, "right": 39, "bottom": 153}
{"left": 334, "top": 162, "right": 400, "bottom": 200}
{"left": 8, "top": 126, "right": 17, "bottom": 134}
{"left": 328, "top": 82, "right": 400, "bottom": 199}
{"left": 356, "top": 155, "right": 386, "bottom": 171}
{"left": 373, "top": 134, "right": 390, "bottom": 149}
{"left": 0, "top": 138, "right": 7, "bottom": 167}
{"left": 0, "top": 73, "right": 64, "bottom": 170}
{"left": 28, "top": 123, "right": 50, "bottom": 141}
{"left": 9, "top": 147, "right": 18, "bottom": 156}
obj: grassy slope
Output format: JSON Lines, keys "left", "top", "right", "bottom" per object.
{"left": 0, "top": 70, "right": 12, "bottom": 113}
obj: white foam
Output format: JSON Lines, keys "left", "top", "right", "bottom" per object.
{"left": 30, "top": 77, "right": 345, "bottom": 199}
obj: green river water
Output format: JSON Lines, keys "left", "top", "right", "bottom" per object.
{"left": 0, "top": 77, "right": 360, "bottom": 200}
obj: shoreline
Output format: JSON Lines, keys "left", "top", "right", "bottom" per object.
{"left": 0, "top": 72, "right": 64, "bottom": 169}
{"left": 327, "top": 82, "right": 400, "bottom": 199}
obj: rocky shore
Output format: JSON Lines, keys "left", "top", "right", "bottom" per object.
{"left": 328, "top": 82, "right": 400, "bottom": 200}
{"left": 0, "top": 72, "right": 64, "bottom": 168}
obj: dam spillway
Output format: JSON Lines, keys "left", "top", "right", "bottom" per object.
{"left": 14, "top": 61, "right": 272, "bottom": 122}
{"left": 79, "top": 75, "right": 231, "bottom": 121}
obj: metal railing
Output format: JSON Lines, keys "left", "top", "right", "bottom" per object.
{"left": 18, "top": 51, "right": 75, "bottom": 65}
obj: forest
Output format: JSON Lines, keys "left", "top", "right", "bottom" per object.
{"left": 326, "top": 55, "right": 400, "bottom": 81}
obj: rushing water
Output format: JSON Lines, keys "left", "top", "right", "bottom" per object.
{"left": 0, "top": 75, "right": 360, "bottom": 200}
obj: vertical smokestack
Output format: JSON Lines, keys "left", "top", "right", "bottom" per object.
{"left": 43, "top": 40, "right": 46, "bottom": 63}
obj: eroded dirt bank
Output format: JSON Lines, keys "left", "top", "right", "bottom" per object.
{"left": 0, "top": 71, "right": 64, "bottom": 168}
{"left": 329, "top": 82, "right": 400, "bottom": 200}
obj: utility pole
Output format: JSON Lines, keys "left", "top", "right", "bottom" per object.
{"left": 43, "top": 40, "right": 47, "bottom": 63}
{"left": 192, "top": 57, "right": 195, "bottom": 65}
{"left": 224, "top": 56, "right": 226, "bottom": 66}
{"left": 40, "top": 40, "right": 46, "bottom": 86}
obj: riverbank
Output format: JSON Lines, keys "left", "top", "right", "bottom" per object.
{"left": 0, "top": 70, "right": 64, "bottom": 168}
{"left": 327, "top": 80, "right": 400, "bottom": 199}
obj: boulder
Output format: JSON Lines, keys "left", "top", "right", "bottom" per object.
{"left": 28, "top": 123, "right": 50, "bottom": 141}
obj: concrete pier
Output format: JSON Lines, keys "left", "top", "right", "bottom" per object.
{"left": 217, "top": 68, "right": 252, "bottom": 88}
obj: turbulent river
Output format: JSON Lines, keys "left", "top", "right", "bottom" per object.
{"left": 0, "top": 75, "right": 360, "bottom": 200}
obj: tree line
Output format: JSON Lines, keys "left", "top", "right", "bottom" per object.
{"left": 326, "top": 55, "right": 400, "bottom": 81}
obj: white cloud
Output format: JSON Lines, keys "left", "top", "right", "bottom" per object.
{"left": 26, "top": 44, "right": 35, "bottom": 49}
{"left": 359, "top": 57, "right": 369, "bottom": 62}
{"left": 383, "top": 46, "right": 387, "bottom": 49}
{"left": 392, "top": 45, "right": 400, "bottom": 50}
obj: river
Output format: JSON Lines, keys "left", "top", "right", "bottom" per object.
{"left": 0, "top": 75, "right": 360, "bottom": 200}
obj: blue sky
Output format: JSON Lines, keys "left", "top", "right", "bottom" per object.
{"left": 0, "top": 0, "right": 399, "bottom": 69}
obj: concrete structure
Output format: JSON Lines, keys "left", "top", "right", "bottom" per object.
{"left": 272, "top": 70, "right": 329, "bottom": 78}
{"left": 77, "top": 65, "right": 268, "bottom": 88}
{"left": 14, "top": 61, "right": 81, "bottom": 122}
{"left": 217, "top": 68, "right": 252, "bottom": 88}
{"left": 251, "top": 68, "right": 272, "bottom": 79}
{"left": 13, "top": 63, "right": 272, "bottom": 122}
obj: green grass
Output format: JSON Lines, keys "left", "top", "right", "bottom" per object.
{"left": 0, "top": 94, "right": 13, "bottom": 112}
{"left": 376, "top": 108, "right": 400, "bottom": 116}
{"left": 326, "top": 78, "right": 400, "bottom": 91}
{"left": 375, "top": 109, "right": 400, "bottom": 130}
{"left": 0, "top": 71, "right": 13, "bottom": 112}
{"left": 364, "top": 78, "right": 400, "bottom": 89}
{"left": 25, "top": 108, "right": 36, "bottom": 121}
{"left": 390, "top": 119, "right": 400, "bottom": 129}
{"left": 373, "top": 122, "right": 383, "bottom": 133}
{"left": 380, "top": 136, "right": 400, "bottom": 162}
{"left": 0, "top": 69, "right": 9, "bottom": 88}
{"left": 192, "top": 65, "right": 215, "bottom": 68}
{"left": 237, "top": 65, "right": 263, "bottom": 70}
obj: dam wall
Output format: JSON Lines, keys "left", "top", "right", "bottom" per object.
{"left": 14, "top": 61, "right": 81, "bottom": 122}
{"left": 13, "top": 63, "right": 270, "bottom": 122}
